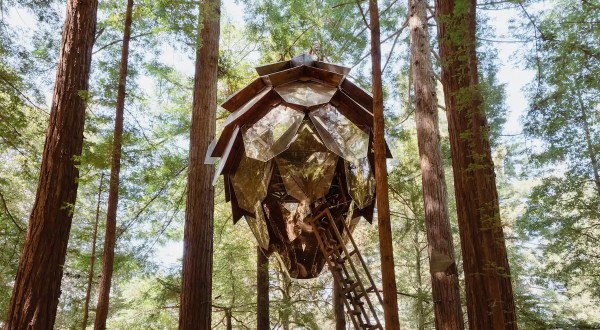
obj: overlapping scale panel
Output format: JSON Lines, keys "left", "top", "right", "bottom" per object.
{"left": 275, "top": 81, "right": 336, "bottom": 107}
{"left": 309, "top": 104, "right": 370, "bottom": 162}
{"left": 230, "top": 155, "right": 273, "bottom": 213}
{"left": 275, "top": 121, "right": 338, "bottom": 202}
{"left": 242, "top": 105, "right": 304, "bottom": 162}
{"left": 345, "top": 157, "right": 376, "bottom": 209}
{"left": 245, "top": 202, "right": 270, "bottom": 250}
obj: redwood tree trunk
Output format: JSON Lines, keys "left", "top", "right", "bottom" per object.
{"left": 4, "top": 1, "right": 98, "bottom": 328}
{"left": 257, "top": 248, "right": 270, "bottom": 330}
{"left": 435, "top": 0, "right": 517, "bottom": 328}
{"left": 178, "top": 0, "right": 220, "bottom": 328}
{"left": 93, "top": 0, "right": 134, "bottom": 329}
{"left": 82, "top": 174, "right": 105, "bottom": 330}
{"left": 333, "top": 277, "right": 345, "bottom": 330}
{"left": 409, "top": 0, "right": 464, "bottom": 328}
{"left": 368, "top": 0, "right": 401, "bottom": 329}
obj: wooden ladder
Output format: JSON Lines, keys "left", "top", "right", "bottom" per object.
{"left": 310, "top": 208, "right": 384, "bottom": 330}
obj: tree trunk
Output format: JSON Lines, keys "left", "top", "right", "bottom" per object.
{"left": 409, "top": 0, "right": 465, "bottom": 328}
{"left": 368, "top": 0, "right": 401, "bottom": 329}
{"left": 178, "top": 0, "right": 220, "bottom": 328}
{"left": 435, "top": 0, "right": 517, "bottom": 328}
{"left": 93, "top": 1, "right": 134, "bottom": 328}
{"left": 333, "top": 277, "right": 345, "bottom": 330}
{"left": 82, "top": 174, "right": 105, "bottom": 330}
{"left": 281, "top": 273, "right": 291, "bottom": 330}
{"left": 410, "top": 214, "right": 426, "bottom": 330}
{"left": 4, "top": 0, "right": 98, "bottom": 328}
{"left": 225, "top": 309, "right": 232, "bottom": 330}
{"left": 574, "top": 89, "right": 600, "bottom": 196}
{"left": 257, "top": 248, "right": 270, "bottom": 330}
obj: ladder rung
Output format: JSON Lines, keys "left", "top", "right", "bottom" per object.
{"left": 343, "top": 282, "right": 359, "bottom": 294}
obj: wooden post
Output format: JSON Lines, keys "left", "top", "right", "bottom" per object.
{"left": 435, "top": 0, "right": 517, "bottom": 328}
{"left": 179, "top": 0, "right": 221, "bottom": 328}
{"left": 409, "top": 0, "right": 464, "bottom": 328}
{"left": 257, "top": 248, "right": 270, "bottom": 330}
{"left": 4, "top": 0, "right": 98, "bottom": 328}
{"left": 368, "top": 0, "right": 401, "bottom": 328}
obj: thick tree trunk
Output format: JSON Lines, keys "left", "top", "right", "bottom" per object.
{"left": 333, "top": 277, "right": 345, "bottom": 330}
{"left": 368, "top": 0, "right": 401, "bottom": 329}
{"left": 4, "top": 1, "right": 98, "bottom": 328}
{"left": 178, "top": 0, "right": 220, "bottom": 328}
{"left": 409, "top": 0, "right": 464, "bottom": 328}
{"left": 82, "top": 174, "right": 105, "bottom": 330}
{"left": 257, "top": 248, "right": 270, "bottom": 330}
{"left": 435, "top": 0, "right": 517, "bottom": 328}
{"left": 93, "top": 1, "right": 134, "bottom": 328}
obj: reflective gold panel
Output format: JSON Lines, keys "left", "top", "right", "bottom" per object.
{"left": 245, "top": 202, "right": 270, "bottom": 250}
{"left": 275, "top": 121, "right": 338, "bottom": 202}
{"left": 275, "top": 81, "right": 337, "bottom": 107}
{"left": 242, "top": 105, "right": 304, "bottom": 162}
{"left": 345, "top": 157, "right": 375, "bottom": 209}
{"left": 309, "top": 104, "right": 370, "bottom": 162}
{"left": 231, "top": 155, "right": 273, "bottom": 213}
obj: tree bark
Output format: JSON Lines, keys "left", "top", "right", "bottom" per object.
{"left": 333, "top": 277, "right": 345, "bottom": 330}
{"left": 409, "top": 0, "right": 465, "bottom": 328}
{"left": 82, "top": 174, "right": 105, "bottom": 330}
{"left": 574, "top": 89, "right": 600, "bottom": 196}
{"left": 4, "top": 0, "right": 98, "bottom": 328}
{"left": 93, "top": 1, "right": 134, "bottom": 328}
{"left": 368, "top": 0, "right": 401, "bottom": 329}
{"left": 178, "top": 0, "right": 220, "bottom": 328}
{"left": 435, "top": 0, "right": 517, "bottom": 328}
{"left": 257, "top": 248, "right": 270, "bottom": 330}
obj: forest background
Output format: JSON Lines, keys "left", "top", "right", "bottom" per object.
{"left": 0, "top": 0, "right": 598, "bottom": 328}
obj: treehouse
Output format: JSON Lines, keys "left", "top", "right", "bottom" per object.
{"left": 207, "top": 54, "right": 390, "bottom": 280}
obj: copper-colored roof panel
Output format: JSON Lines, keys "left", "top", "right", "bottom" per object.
{"left": 222, "top": 78, "right": 267, "bottom": 112}
{"left": 212, "top": 90, "right": 282, "bottom": 157}
{"left": 223, "top": 87, "right": 273, "bottom": 126}
{"left": 262, "top": 66, "right": 304, "bottom": 86}
{"left": 255, "top": 60, "right": 292, "bottom": 76}
{"left": 204, "top": 139, "right": 218, "bottom": 164}
{"left": 303, "top": 66, "right": 344, "bottom": 87}
{"left": 341, "top": 78, "right": 373, "bottom": 113}
{"left": 314, "top": 61, "right": 351, "bottom": 76}
{"left": 212, "top": 126, "right": 242, "bottom": 186}
{"left": 330, "top": 90, "right": 373, "bottom": 128}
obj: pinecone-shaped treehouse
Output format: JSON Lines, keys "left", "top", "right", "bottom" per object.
{"left": 207, "top": 54, "right": 390, "bottom": 279}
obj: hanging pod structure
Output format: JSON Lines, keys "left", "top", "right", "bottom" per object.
{"left": 207, "top": 54, "right": 391, "bottom": 279}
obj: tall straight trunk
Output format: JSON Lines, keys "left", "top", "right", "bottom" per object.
{"left": 574, "top": 89, "right": 600, "bottom": 196}
{"left": 4, "top": 1, "right": 98, "bottom": 328}
{"left": 333, "top": 276, "right": 345, "bottom": 330}
{"left": 413, "top": 221, "right": 425, "bottom": 330}
{"left": 82, "top": 174, "right": 105, "bottom": 330}
{"left": 178, "top": 0, "right": 220, "bottom": 328}
{"left": 93, "top": 1, "right": 134, "bottom": 328}
{"left": 257, "top": 248, "right": 270, "bottom": 330}
{"left": 409, "top": 0, "right": 464, "bottom": 328}
{"left": 435, "top": 0, "right": 517, "bottom": 328}
{"left": 280, "top": 272, "right": 292, "bottom": 330}
{"left": 368, "top": 0, "right": 401, "bottom": 329}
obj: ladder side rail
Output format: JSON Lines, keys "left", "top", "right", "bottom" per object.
{"left": 337, "top": 210, "right": 386, "bottom": 307}
{"left": 323, "top": 209, "right": 383, "bottom": 327}
{"left": 311, "top": 216, "right": 363, "bottom": 330}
